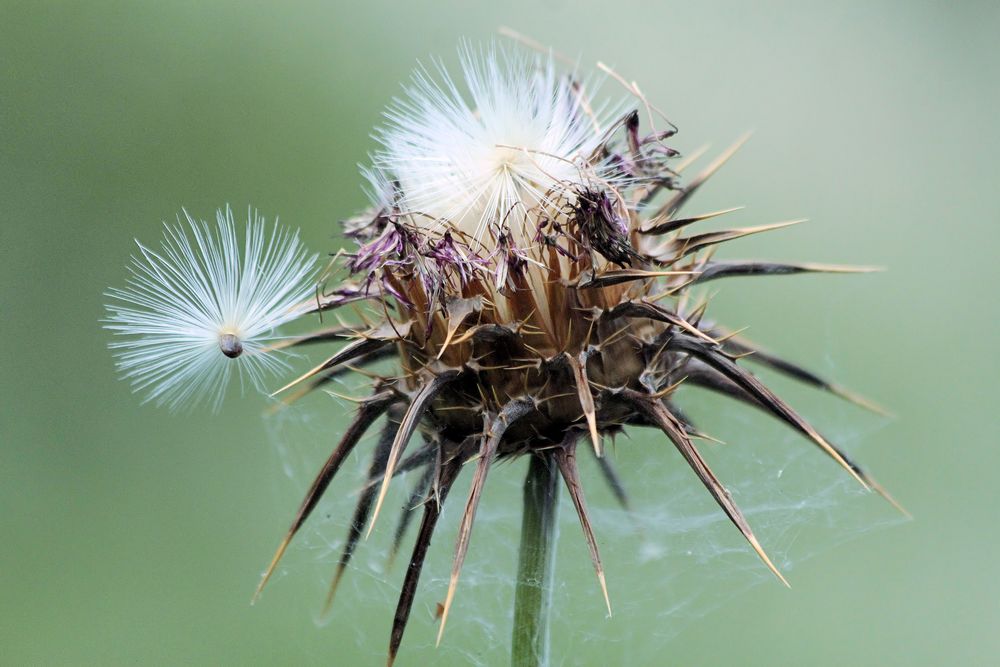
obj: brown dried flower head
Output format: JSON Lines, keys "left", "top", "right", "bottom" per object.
{"left": 163, "top": 43, "right": 902, "bottom": 665}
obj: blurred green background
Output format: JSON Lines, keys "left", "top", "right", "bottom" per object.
{"left": 3, "top": 1, "right": 998, "bottom": 665}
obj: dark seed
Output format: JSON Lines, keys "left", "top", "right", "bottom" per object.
{"left": 219, "top": 333, "right": 243, "bottom": 358}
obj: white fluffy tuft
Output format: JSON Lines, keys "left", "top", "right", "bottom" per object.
{"left": 371, "top": 43, "right": 622, "bottom": 247}
{"left": 104, "top": 206, "right": 318, "bottom": 411}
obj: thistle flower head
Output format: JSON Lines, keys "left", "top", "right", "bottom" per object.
{"left": 104, "top": 206, "right": 318, "bottom": 410}
{"left": 105, "top": 40, "right": 901, "bottom": 667}
{"left": 242, "top": 43, "right": 903, "bottom": 666}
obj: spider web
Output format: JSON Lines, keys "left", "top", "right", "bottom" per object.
{"left": 260, "top": 339, "right": 905, "bottom": 666}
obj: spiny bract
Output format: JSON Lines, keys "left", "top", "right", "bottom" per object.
{"left": 244, "top": 44, "right": 901, "bottom": 665}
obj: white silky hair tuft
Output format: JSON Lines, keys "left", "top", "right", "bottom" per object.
{"left": 104, "top": 206, "right": 318, "bottom": 411}
{"left": 370, "top": 42, "right": 625, "bottom": 247}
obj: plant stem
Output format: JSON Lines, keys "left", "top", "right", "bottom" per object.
{"left": 511, "top": 453, "right": 560, "bottom": 667}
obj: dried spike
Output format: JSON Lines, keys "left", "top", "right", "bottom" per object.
{"left": 252, "top": 389, "right": 396, "bottom": 603}
{"left": 608, "top": 300, "right": 717, "bottom": 344}
{"left": 270, "top": 322, "right": 409, "bottom": 396}
{"left": 436, "top": 296, "right": 482, "bottom": 359}
{"left": 447, "top": 322, "right": 518, "bottom": 347}
{"left": 368, "top": 369, "right": 461, "bottom": 539}
{"left": 387, "top": 455, "right": 463, "bottom": 667}
{"left": 554, "top": 441, "right": 613, "bottom": 615}
{"left": 639, "top": 206, "right": 745, "bottom": 236}
{"left": 667, "top": 333, "right": 868, "bottom": 489}
{"left": 269, "top": 336, "right": 388, "bottom": 396}
{"left": 684, "top": 298, "right": 712, "bottom": 331}
{"left": 656, "top": 133, "right": 751, "bottom": 218}
{"left": 663, "top": 399, "right": 697, "bottom": 434}
{"left": 694, "top": 260, "right": 881, "bottom": 285}
{"left": 675, "top": 220, "right": 805, "bottom": 258}
{"left": 299, "top": 286, "right": 373, "bottom": 315}
{"left": 690, "top": 430, "right": 727, "bottom": 446}
{"left": 663, "top": 398, "right": 726, "bottom": 444}
{"left": 357, "top": 440, "right": 437, "bottom": 496}
{"left": 437, "top": 397, "right": 535, "bottom": 645}
{"left": 321, "top": 405, "right": 403, "bottom": 615}
{"left": 361, "top": 442, "right": 437, "bottom": 492}
{"left": 713, "top": 326, "right": 750, "bottom": 345}
{"left": 684, "top": 360, "right": 908, "bottom": 517}
{"left": 387, "top": 459, "right": 437, "bottom": 569}
{"left": 576, "top": 268, "right": 696, "bottom": 289}
{"left": 649, "top": 376, "right": 687, "bottom": 401}
{"left": 263, "top": 324, "right": 355, "bottom": 352}
{"left": 567, "top": 353, "right": 601, "bottom": 457}
{"left": 862, "top": 475, "right": 911, "bottom": 519}
{"left": 825, "top": 439, "right": 909, "bottom": 517}
{"left": 265, "top": 347, "right": 397, "bottom": 413}
{"left": 713, "top": 332, "right": 892, "bottom": 417}
{"left": 670, "top": 143, "right": 710, "bottom": 174}
{"left": 624, "top": 389, "right": 789, "bottom": 587}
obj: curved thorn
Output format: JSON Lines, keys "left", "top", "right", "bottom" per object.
{"left": 368, "top": 369, "right": 460, "bottom": 540}
{"left": 662, "top": 399, "right": 724, "bottom": 444}
{"left": 270, "top": 335, "right": 393, "bottom": 396}
{"left": 674, "top": 220, "right": 805, "bottom": 259}
{"left": 265, "top": 346, "right": 397, "bottom": 413}
{"left": 693, "top": 260, "right": 881, "bottom": 285}
{"left": 263, "top": 324, "right": 356, "bottom": 352}
{"left": 639, "top": 206, "right": 745, "bottom": 236}
{"left": 388, "top": 461, "right": 437, "bottom": 569}
{"left": 252, "top": 389, "right": 396, "bottom": 603}
{"left": 625, "top": 389, "right": 789, "bottom": 587}
{"left": 685, "top": 361, "right": 907, "bottom": 517}
{"left": 827, "top": 440, "right": 911, "bottom": 518}
{"left": 668, "top": 333, "right": 868, "bottom": 489}
{"left": 567, "top": 353, "right": 601, "bottom": 457}
{"left": 554, "top": 439, "right": 613, "bottom": 615}
{"left": 387, "top": 455, "right": 463, "bottom": 667}
{"left": 437, "top": 397, "right": 535, "bottom": 646}
{"left": 436, "top": 297, "right": 482, "bottom": 360}
{"left": 609, "top": 300, "right": 716, "bottom": 343}
{"left": 321, "top": 404, "right": 403, "bottom": 615}
{"left": 577, "top": 268, "right": 696, "bottom": 289}
{"left": 713, "top": 331, "right": 892, "bottom": 417}
{"left": 356, "top": 441, "right": 437, "bottom": 496}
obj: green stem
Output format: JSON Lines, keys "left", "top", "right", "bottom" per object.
{"left": 511, "top": 453, "right": 560, "bottom": 667}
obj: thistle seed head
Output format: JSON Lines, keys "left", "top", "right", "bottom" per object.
{"left": 254, "top": 43, "right": 902, "bottom": 664}
{"left": 104, "top": 40, "right": 902, "bottom": 666}
{"left": 104, "top": 206, "right": 318, "bottom": 410}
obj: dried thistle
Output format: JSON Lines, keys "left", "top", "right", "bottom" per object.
{"left": 106, "top": 40, "right": 903, "bottom": 666}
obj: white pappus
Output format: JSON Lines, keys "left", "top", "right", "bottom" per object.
{"left": 104, "top": 206, "right": 318, "bottom": 411}
{"left": 369, "top": 42, "right": 626, "bottom": 249}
